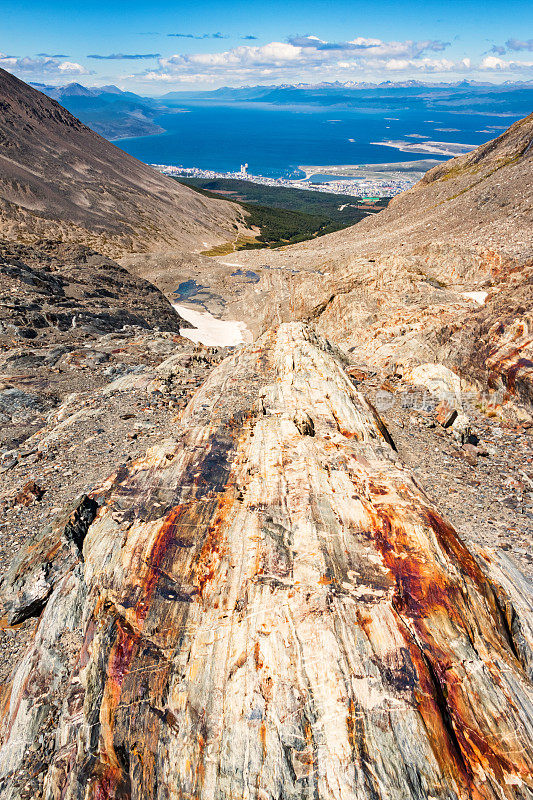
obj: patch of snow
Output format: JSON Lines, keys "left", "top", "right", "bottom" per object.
{"left": 219, "top": 260, "right": 246, "bottom": 267}
{"left": 462, "top": 291, "right": 488, "bottom": 305}
{"left": 173, "top": 304, "right": 252, "bottom": 347}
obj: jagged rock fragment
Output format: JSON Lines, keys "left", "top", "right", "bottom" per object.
{"left": 0, "top": 494, "right": 98, "bottom": 626}
{"left": 435, "top": 399, "right": 458, "bottom": 428}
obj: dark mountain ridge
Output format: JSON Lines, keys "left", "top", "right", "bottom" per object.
{"left": 30, "top": 81, "right": 166, "bottom": 138}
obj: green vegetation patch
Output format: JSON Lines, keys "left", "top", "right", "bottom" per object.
{"left": 176, "top": 177, "right": 389, "bottom": 250}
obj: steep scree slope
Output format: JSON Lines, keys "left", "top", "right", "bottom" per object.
{"left": 0, "top": 69, "right": 244, "bottom": 256}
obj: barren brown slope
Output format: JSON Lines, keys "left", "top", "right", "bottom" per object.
{"left": 0, "top": 69, "right": 245, "bottom": 257}
{"left": 220, "top": 113, "right": 533, "bottom": 418}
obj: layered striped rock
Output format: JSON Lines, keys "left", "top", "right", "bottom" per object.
{"left": 1, "top": 322, "right": 532, "bottom": 800}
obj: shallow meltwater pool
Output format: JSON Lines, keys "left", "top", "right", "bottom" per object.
{"left": 173, "top": 304, "right": 252, "bottom": 347}
{"left": 174, "top": 279, "right": 205, "bottom": 300}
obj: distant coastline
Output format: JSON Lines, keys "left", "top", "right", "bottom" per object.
{"left": 109, "top": 123, "right": 165, "bottom": 141}
{"left": 114, "top": 99, "right": 522, "bottom": 182}
{"left": 298, "top": 159, "right": 442, "bottom": 181}
{"left": 371, "top": 139, "right": 476, "bottom": 157}
{"left": 152, "top": 162, "right": 428, "bottom": 197}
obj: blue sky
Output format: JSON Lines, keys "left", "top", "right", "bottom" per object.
{"left": 2, "top": 0, "right": 533, "bottom": 93}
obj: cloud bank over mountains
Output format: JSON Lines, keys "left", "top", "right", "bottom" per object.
{"left": 138, "top": 35, "right": 533, "bottom": 85}
{"left": 481, "top": 55, "right": 533, "bottom": 71}
{"left": 2, "top": 33, "right": 533, "bottom": 89}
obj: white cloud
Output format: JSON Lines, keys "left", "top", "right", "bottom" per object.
{"left": 0, "top": 54, "right": 90, "bottom": 77}
{"left": 287, "top": 35, "right": 450, "bottom": 59}
{"left": 58, "top": 61, "right": 89, "bottom": 73}
{"left": 135, "top": 35, "right": 468, "bottom": 85}
{"left": 159, "top": 41, "right": 304, "bottom": 70}
{"left": 383, "top": 57, "right": 456, "bottom": 72}
{"left": 480, "top": 55, "right": 533, "bottom": 70}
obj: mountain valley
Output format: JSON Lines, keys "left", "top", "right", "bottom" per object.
{"left": 0, "top": 72, "right": 532, "bottom": 800}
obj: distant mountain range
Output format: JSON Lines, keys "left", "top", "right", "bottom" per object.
{"left": 162, "top": 80, "right": 533, "bottom": 115}
{"left": 163, "top": 78, "right": 533, "bottom": 98}
{"left": 28, "top": 79, "right": 533, "bottom": 142}
{"left": 29, "top": 82, "right": 166, "bottom": 139}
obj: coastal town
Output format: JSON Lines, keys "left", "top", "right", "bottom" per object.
{"left": 151, "top": 162, "right": 418, "bottom": 198}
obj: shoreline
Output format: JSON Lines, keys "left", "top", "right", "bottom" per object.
{"left": 298, "top": 158, "right": 444, "bottom": 180}
{"left": 371, "top": 139, "right": 476, "bottom": 157}
{"left": 152, "top": 159, "right": 441, "bottom": 197}
{"left": 163, "top": 167, "right": 408, "bottom": 197}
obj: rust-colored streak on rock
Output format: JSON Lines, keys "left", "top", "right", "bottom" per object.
{"left": 108, "top": 621, "right": 137, "bottom": 685}
{"left": 134, "top": 503, "right": 192, "bottom": 624}
{"left": 372, "top": 507, "right": 473, "bottom": 623}
{"left": 506, "top": 357, "right": 533, "bottom": 393}
{"left": 397, "top": 620, "right": 478, "bottom": 795}
{"left": 422, "top": 508, "right": 487, "bottom": 585}
{"left": 94, "top": 620, "right": 137, "bottom": 799}
{"left": 366, "top": 486, "right": 533, "bottom": 788}
{"left": 194, "top": 496, "right": 233, "bottom": 600}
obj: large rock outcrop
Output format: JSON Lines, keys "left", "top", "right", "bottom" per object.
{"left": 1, "top": 323, "right": 532, "bottom": 799}
{"left": 0, "top": 240, "right": 186, "bottom": 341}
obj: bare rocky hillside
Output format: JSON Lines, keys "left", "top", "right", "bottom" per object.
{"left": 0, "top": 69, "right": 247, "bottom": 256}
